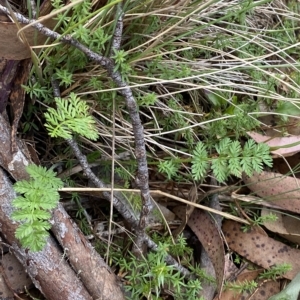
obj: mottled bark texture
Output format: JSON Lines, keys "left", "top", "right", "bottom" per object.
{"left": 0, "top": 113, "right": 125, "bottom": 298}
{"left": 52, "top": 203, "right": 124, "bottom": 299}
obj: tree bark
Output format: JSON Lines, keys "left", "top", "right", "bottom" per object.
{"left": 52, "top": 204, "right": 124, "bottom": 299}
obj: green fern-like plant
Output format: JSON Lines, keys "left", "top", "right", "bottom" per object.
{"left": 44, "top": 92, "right": 99, "bottom": 140}
{"left": 192, "top": 138, "right": 273, "bottom": 182}
{"left": 12, "top": 165, "right": 64, "bottom": 252}
{"left": 158, "top": 138, "right": 272, "bottom": 182}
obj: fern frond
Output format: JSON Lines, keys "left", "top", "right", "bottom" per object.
{"left": 44, "top": 93, "right": 99, "bottom": 141}
{"left": 240, "top": 156, "right": 253, "bottom": 177}
{"left": 16, "top": 222, "right": 51, "bottom": 252}
{"left": 12, "top": 196, "right": 29, "bottom": 209}
{"left": 228, "top": 140, "right": 242, "bottom": 157}
{"left": 211, "top": 158, "right": 229, "bottom": 182}
{"left": 158, "top": 159, "right": 179, "bottom": 180}
{"left": 191, "top": 142, "right": 209, "bottom": 181}
{"left": 228, "top": 157, "right": 242, "bottom": 177}
{"left": 12, "top": 164, "right": 63, "bottom": 251}
{"left": 14, "top": 194, "right": 57, "bottom": 211}
{"left": 26, "top": 164, "right": 63, "bottom": 189}
{"left": 14, "top": 184, "right": 59, "bottom": 210}
{"left": 12, "top": 208, "right": 51, "bottom": 222}
{"left": 191, "top": 138, "right": 272, "bottom": 182}
{"left": 14, "top": 180, "right": 35, "bottom": 194}
{"left": 256, "top": 143, "right": 273, "bottom": 167}
{"left": 21, "top": 234, "right": 49, "bottom": 252}
{"left": 215, "top": 137, "right": 231, "bottom": 154}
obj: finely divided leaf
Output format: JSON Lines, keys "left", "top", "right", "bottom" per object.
{"left": 45, "top": 93, "right": 99, "bottom": 141}
{"left": 192, "top": 142, "right": 209, "bottom": 180}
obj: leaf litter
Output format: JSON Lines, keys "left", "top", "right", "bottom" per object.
{"left": 220, "top": 148, "right": 300, "bottom": 298}
{"left": 173, "top": 206, "right": 225, "bottom": 295}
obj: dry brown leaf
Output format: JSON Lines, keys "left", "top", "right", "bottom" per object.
{"left": 242, "top": 171, "right": 300, "bottom": 214}
{"left": 247, "top": 131, "right": 300, "bottom": 158}
{"left": 173, "top": 206, "right": 225, "bottom": 295}
{"left": 231, "top": 192, "right": 283, "bottom": 210}
{"left": 219, "top": 270, "right": 262, "bottom": 300}
{"left": 172, "top": 185, "right": 197, "bottom": 238}
{"left": 223, "top": 220, "right": 300, "bottom": 280}
{"left": 220, "top": 272, "right": 280, "bottom": 300}
{"left": 1, "top": 253, "right": 33, "bottom": 292}
{"left": 0, "top": 18, "right": 56, "bottom": 60}
{"left": 250, "top": 280, "right": 281, "bottom": 300}
{"left": 261, "top": 208, "right": 300, "bottom": 244}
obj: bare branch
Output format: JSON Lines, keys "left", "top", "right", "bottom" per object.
{"left": 65, "top": 137, "right": 193, "bottom": 278}
{"left": 109, "top": 3, "right": 124, "bottom": 56}
{"left": 51, "top": 79, "right": 139, "bottom": 226}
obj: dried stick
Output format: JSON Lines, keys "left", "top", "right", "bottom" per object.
{"left": 108, "top": 2, "right": 150, "bottom": 254}
{"left": 109, "top": 3, "right": 124, "bottom": 55}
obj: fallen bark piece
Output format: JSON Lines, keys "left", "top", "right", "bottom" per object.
{"left": 261, "top": 208, "right": 300, "bottom": 244}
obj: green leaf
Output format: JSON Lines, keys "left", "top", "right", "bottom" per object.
{"left": 211, "top": 158, "right": 229, "bottom": 182}
{"left": 44, "top": 93, "right": 99, "bottom": 141}
{"left": 215, "top": 137, "right": 231, "bottom": 154}
{"left": 12, "top": 164, "right": 62, "bottom": 251}
{"left": 205, "top": 90, "right": 227, "bottom": 107}
{"left": 26, "top": 165, "right": 63, "bottom": 189}
{"left": 191, "top": 142, "right": 209, "bottom": 180}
